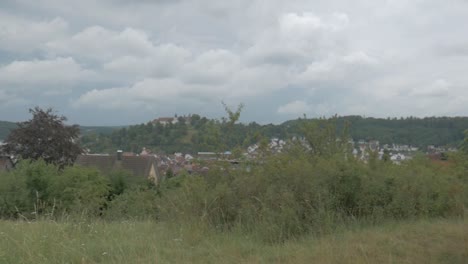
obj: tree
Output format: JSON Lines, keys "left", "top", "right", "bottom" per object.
{"left": 461, "top": 129, "right": 468, "bottom": 154}
{"left": 2, "top": 107, "right": 82, "bottom": 168}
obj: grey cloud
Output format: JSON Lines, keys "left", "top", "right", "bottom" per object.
{"left": 437, "top": 43, "right": 468, "bottom": 57}
{"left": 0, "top": 0, "right": 468, "bottom": 125}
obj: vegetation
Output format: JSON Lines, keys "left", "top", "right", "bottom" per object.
{"left": 0, "top": 108, "right": 467, "bottom": 262}
{"left": 1, "top": 107, "right": 82, "bottom": 168}
{"left": 1, "top": 117, "right": 466, "bottom": 237}
{"left": 0, "top": 120, "right": 119, "bottom": 141}
{"left": 76, "top": 115, "right": 468, "bottom": 154}
{"left": 0, "top": 121, "right": 16, "bottom": 142}
{"left": 2, "top": 114, "right": 467, "bottom": 153}
{"left": 0, "top": 219, "right": 466, "bottom": 263}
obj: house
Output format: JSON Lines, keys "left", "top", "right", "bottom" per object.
{"left": 152, "top": 117, "right": 178, "bottom": 126}
{"left": 0, "top": 156, "right": 14, "bottom": 173}
{"left": 75, "top": 151, "right": 162, "bottom": 184}
{"left": 390, "top": 153, "right": 407, "bottom": 164}
{"left": 152, "top": 114, "right": 194, "bottom": 126}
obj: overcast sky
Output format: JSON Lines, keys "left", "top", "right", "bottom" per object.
{"left": 1, "top": 0, "right": 467, "bottom": 125}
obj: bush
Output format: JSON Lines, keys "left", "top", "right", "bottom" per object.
{"left": 0, "top": 160, "right": 110, "bottom": 219}
{"left": 156, "top": 148, "right": 466, "bottom": 242}
{"left": 49, "top": 166, "right": 110, "bottom": 217}
{"left": 104, "top": 187, "right": 159, "bottom": 220}
{"left": 0, "top": 170, "right": 29, "bottom": 218}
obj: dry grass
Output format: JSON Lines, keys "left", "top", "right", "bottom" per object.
{"left": 0, "top": 218, "right": 466, "bottom": 264}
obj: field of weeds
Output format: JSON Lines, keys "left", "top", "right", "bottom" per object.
{"left": 0, "top": 218, "right": 466, "bottom": 264}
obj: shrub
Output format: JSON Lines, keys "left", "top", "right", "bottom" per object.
{"left": 104, "top": 187, "right": 159, "bottom": 220}
{"left": 0, "top": 170, "right": 29, "bottom": 218}
{"left": 156, "top": 148, "right": 466, "bottom": 242}
{"left": 0, "top": 160, "right": 110, "bottom": 219}
{"left": 49, "top": 166, "right": 110, "bottom": 217}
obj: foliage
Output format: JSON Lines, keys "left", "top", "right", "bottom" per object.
{"left": 49, "top": 165, "right": 110, "bottom": 216}
{"left": 74, "top": 115, "right": 468, "bottom": 155}
{"left": 153, "top": 119, "right": 467, "bottom": 242}
{"left": 104, "top": 187, "right": 159, "bottom": 220}
{"left": 0, "top": 108, "right": 467, "bottom": 244}
{"left": 2, "top": 107, "right": 82, "bottom": 168}
{"left": 1, "top": 219, "right": 466, "bottom": 263}
{"left": 0, "top": 170, "right": 29, "bottom": 218}
{"left": 0, "top": 121, "right": 16, "bottom": 142}
{"left": 0, "top": 160, "right": 109, "bottom": 219}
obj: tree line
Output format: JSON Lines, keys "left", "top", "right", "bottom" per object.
{"left": 78, "top": 115, "right": 468, "bottom": 154}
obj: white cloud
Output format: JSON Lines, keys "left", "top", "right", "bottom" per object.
{"left": 0, "top": 14, "right": 68, "bottom": 53}
{"left": 47, "top": 26, "right": 156, "bottom": 61}
{"left": 0, "top": 57, "right": 93, "bottom": 94}
{"left": 2, "top": 0, "right": 468, "bottom": 124}
{"left": 245, "top": 12, "right": 350, "bottom": 66}
{"left": 102, "top": 43, "right": 191, "bottom": 79}
{"left": 298, "top": 51, "right": 379, "bottom": 83}
{"left": 277, "top": 100, "right": 335, "bottom": 117}
{"left": 342, "top": 51, "right": 378, "bottom": 65}
{"left": 182, "top": 49, "right": 240, "bottom": 85}
{"left": 410, "top": 79, "right": 451, "bottom": 97}
{"left": 73, "top": 78, "right": 219, "bottom": 110}
{"left": 277, "top": 100, "right": 312, "bottom": 115}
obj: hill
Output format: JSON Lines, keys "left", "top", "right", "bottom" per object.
{"left": 0, "top": 121, "right": 120, "bottom": 141}
{"left": 0, "top": 121, "right": 16, "bottom": 142}
{"left": 283, "top": 116, "right": 468, "bottom": 148}
{"left": 3, "top": 116, "right": 467, "bottom": 153}
{"left": 79, "top": 116, "right": 468, "bottom": 154}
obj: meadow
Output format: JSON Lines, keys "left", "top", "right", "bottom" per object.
{"left": 0, "top": 218, "right": 466, "bottom": 264}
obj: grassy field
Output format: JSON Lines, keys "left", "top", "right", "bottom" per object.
{"left": 0, "top": 218, "right": 466, "bottom": 264}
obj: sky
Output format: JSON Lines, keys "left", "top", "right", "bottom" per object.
{"left": 0, "top": 0, "right": 468, "bottom": 125}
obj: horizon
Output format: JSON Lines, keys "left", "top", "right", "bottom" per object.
{"left": 1, "top": 1, "right": 467, "bottom": 125}
{"left": 2, "top": 112, "right": 468, "bottom": 127}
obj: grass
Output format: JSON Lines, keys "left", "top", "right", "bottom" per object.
{"left": 0, "top": 218, "right": 466, "bottom": 264}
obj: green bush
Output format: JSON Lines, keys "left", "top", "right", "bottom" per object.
{"left": 104, "top": 187, "right": 159, "bottom": 220}
{"left": 49, "top": 166, "right": 110, "bottom": 217}
{"left": 0, "top": 160, "right": 110, "bottom": 219}
{"left": 0, "top": 170, "right": 29, "bottom": 218}
{"left": 156, "top": 147, "right": 466, "bottom": 242}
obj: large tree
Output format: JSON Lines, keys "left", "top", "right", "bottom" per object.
{"left": 2, "top": 107, "right": 82, "bottom": 168}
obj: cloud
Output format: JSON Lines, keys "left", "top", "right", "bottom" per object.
{"left": 72, "top": 78, "right": 218, "bottom": 110}
{"left": 410, "top": 79, "right": 451, "bottom": 97}
{"left": 0, "top": 90, "right": 26, "bottom": 107}
{"left": 1, "top": 0, "right": 468, "bottom": 125}
{"left": 102, "top": 43, "right": 191, "bottom": 79}
{"left": 47, "top": 26, "right": 156, "bottom": 61}
{"left": 182, "top": 49, "right": 240, "bottom": 85}
{"left": 277, "top": 100, "right": 312, "bottom": 115}
{"left": 245, "top": 12, "right": 349, "bottom": 66}
{"left": 297, "top": 51, "right": 379, "bottom": 84}
{"left": 0, "top": 14, "right": 68, "bottom": 53}
{"left": 0, "top": 57, "right": 93, "bottom": 94}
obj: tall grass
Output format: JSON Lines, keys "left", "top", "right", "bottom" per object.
{"left": 156, "top": 149, "right": 466, "bottom": 242}
{"left": 0, "top": 218, "right": 466, "bottom": 263}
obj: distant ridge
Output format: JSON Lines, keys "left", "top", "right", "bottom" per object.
{"left": 0, "top": 120, "right": 121, "bottom": 141}
{"left": 2, "top": 116, "right": 467, "bottom": 152}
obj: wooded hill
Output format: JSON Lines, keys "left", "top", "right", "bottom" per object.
{"left": 80, "top": 115, "right": 468, "bottom": 154}
{"left": 0, "top": 121, "right": 119, "bottom": 142}
{"left": 2, "top": 116, "right": 467, "bottom": 154}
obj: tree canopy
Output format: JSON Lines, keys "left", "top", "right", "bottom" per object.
{"left": 2, "top": 107, "right": 82, "bottom": 168}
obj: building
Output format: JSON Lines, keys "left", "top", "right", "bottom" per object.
{"left": 75, "top": 151, "right": 161, "bottom": 184}
{"left": 152, "top": 117, "right": 178, "bottom": 126}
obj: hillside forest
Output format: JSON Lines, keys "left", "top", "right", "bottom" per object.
{"left": 78, "top": 115, "right": 468, "bottom": 154}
